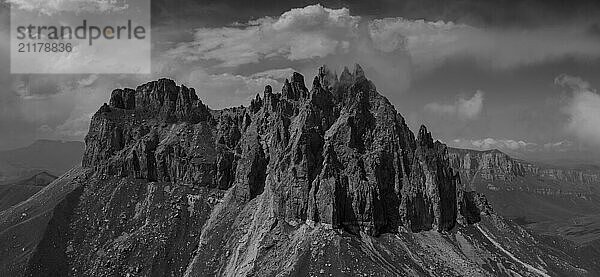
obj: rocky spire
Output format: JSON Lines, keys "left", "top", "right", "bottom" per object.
{"left": 316, "top": 65, "right": 337, "bottom": 89}
{"left": 249, "top": 94, "right": 263, "bottom": 114}
{"left": 339, "top": 66, "right": 353, "bottom": 85}
{"left": 264, "top": 84, "right": 273, "bottom": 95}
{"left": 353, "top": 63, "right": 365, "bottom": 80}
{"left": 417, "top": 125, "right": 435, "bottom": 148}
{"left": 282, "top": 72, "right": 309, "bottom": 100}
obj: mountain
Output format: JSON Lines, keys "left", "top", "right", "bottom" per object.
{"left": 0, "top": 140, "right": 85, "bottom": 184}
{"left": 448, "top": 147, "right": 600, "bottom": 221}
{"left": 0, "top": 172, "right": 57, "bottom": 212}
{"left": 448, "top": 147, "right": 600, "bottom": 271}
{"left": 12, "top": 172, "right": 58, "bottom": 187}
{"left": 0, "top": 65, "right": 595, "bottom": 276}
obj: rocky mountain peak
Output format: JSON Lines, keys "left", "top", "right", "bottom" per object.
{"left": 82, "top": 65, "right": 483, "bottom": 237}
{"left": 336, "top": 63, "right": 367, "bottom": 87}
{"left": 316, "top": 65, "right": 337, "bottom": 89}
{"left": 353, "top": 63, "right": 365, "bottom": 80}
{"left": 417, "top": 125, "right": 435, "bottom": 148}
{"left": 339, "top": 65, "right": 353, "bottom": 83}
{"left": 102, "top": 78, "right": 210, "bottom": 124}
{"left": 282, "top": 72, "right": 309, "bottom": 101}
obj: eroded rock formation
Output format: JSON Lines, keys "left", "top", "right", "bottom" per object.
{"left": 82, "top": 65, "right": 480, "bottom": 236}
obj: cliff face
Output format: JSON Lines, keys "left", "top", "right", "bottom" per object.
{"left": 7, "top": 65, "right": 592, "bottom": 277}
{"left": 448, "top": 149, "right": 523, "bottom": 182}
{"left": 449, "top": 148, "right": 600, "bottom": 197}
{"left": 400, "top": 127, "right": 459, "bottom": 232}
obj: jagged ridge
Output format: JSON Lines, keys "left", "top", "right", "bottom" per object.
{"left": 82, "top": 64, "right": 482, "bottom": 235}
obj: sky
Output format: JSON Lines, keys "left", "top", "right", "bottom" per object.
{"left": 1, "top": 0, "right": 600, "bottom": 164}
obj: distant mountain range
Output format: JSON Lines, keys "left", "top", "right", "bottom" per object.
{"left": 0, "top": 140, "right": 84, "bottom": 184}
{"left": 449, "top": 148, "right": 600, "bottom": 198}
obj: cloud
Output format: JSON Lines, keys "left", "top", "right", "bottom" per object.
{"left": 158, "top": 4, "right": 412, "bottom": 105}
{"left": 12, "top": 76, "right": 62, "bottom": 100}
{"left": 54, "top": 112, "right": 94, "bottom": 138}
{"left": 167, "top": 4, "right": 360, "bottom": 67}
{"left": 11, "top": 74, "right": 105, "bottom": 100}
{"left": 166, "top": 5, "right": 600, "bottom": 70}
{"left": 36, "top": 113, "right": 93, "bottom": 139}
{"left": 6, "top": 0, "right": 128, "bottom": 15}
{"left": 183, "top": 68, "right": 289, "bottom": 109}
{"left": 250, "top": 68, "right": 297, "bottom": 80}
{"left": 161, "top": 4, "right": 600, "bottom": 113}
{"left": 472, "top": 138, "right": 537, "bottom": 151}
{"left": 554, "top": 74, "right": 591, "bottom": 91}
{"left": 425, "top": 90, "right": 484, "bottom": 120}
{"left": 368, "top": 18, "right": 600, "bottom": 70}
{"left": 0, "top": 71, "right": 147, "bottom": 149}
{"left": 32, "top": 112, "right": 94, "bottom": 141}
{"left": 449, "top": 138, "right": 572, "bottom": 152}
{"left": 449, "top": 138, "right": 589, "bottom": 162}
{"left": 77, "top": 74, "right": 99, "bottom": 87}
{"left": 4, "top": 3, "right": 600, "bottom": 150}
{"left": 542, "top": 140, "right": 576, "bottom": 152}
{"left": 555, "top": 74, "right": 600, "bottom": 147}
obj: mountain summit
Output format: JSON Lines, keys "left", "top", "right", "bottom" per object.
{"left": 83, "top": 64, "right": 477, "bottom": 236}
{"left": 0, "top": 65, "right": 592, "bottom": 276}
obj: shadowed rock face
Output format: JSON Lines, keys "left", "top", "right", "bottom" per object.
{"left": 82, "top": 65, "right": 478, "bottom": 236}
{"left": 400, "top": 126, "right": 460, "bottom": 232}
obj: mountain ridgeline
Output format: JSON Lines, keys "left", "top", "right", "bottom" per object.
{"left": 82, "top": 64, "right": 478, "bottom": 235}
{"left": 449, "top": 148, "right": 600, "bottom": 197}
{"left": 2, "top": 65, "right": 593, "bottom": 277}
